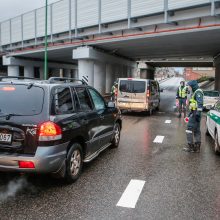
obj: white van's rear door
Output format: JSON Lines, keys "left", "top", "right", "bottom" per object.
{"left": 130, "top": 81, "right": 147, "bottom": 110}
{"left": 117, "top": 80, "right": 132, "bottom": 110}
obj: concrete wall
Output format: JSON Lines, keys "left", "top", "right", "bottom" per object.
{"left": 214, "top": 56, "right": 220, "bottom": 91}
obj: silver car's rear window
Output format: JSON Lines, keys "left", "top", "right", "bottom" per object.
{"left": 119, "top": 80, "right": 146, "bottom": 93}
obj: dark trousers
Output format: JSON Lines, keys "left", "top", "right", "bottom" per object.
{"left": 186, "top": 114, "right": 201, "bottom": 145}
{"left": 178, "top": 98, "right": 186, "bottom": 115}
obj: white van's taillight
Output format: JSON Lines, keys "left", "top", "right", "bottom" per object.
{"left": 146, "top": 89, "right": 150, "bottom": 97}
{"left": 38, "top": 121, "right": 62, "bottom": 141}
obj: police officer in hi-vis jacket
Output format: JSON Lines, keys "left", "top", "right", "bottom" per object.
{"left": 183, "top": 80, "right": 204, "bottom": 153}
{"left": 176, "top": 81, "right": 188, "bottom": 118}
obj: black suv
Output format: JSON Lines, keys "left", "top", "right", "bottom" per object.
{"left": 0, "top": 76, "right": 122, "bottom": 183}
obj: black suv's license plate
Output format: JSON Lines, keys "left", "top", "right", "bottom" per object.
{"left": 0, "top": 133, "right": 12, "bottom": 144}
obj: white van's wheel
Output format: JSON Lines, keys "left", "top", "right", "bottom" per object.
{"left": 147, "top": 108, "right": 153, "bottom": 116}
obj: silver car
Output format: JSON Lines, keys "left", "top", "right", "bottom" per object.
{"left": 116, "top": 78, "right": 161, "bottom": 115}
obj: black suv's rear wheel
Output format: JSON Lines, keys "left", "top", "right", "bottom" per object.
{"left": 65, "top": 143, "right": 83, "bottom": 183}
{"left": 111, "top": 123, "right": 121, "bottom": 148}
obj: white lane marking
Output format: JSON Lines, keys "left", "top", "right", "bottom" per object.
{"left": 116, "top": 180, "right": 145, "bottom": 209}
{"left": 153, "top": 136, "right": 165, "bottom": 143}
{"left": 165, "top": 120, "right": 171, "bottom": 124}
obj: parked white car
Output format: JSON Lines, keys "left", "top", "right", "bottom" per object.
{"left": 206, "top": 100, "right": 220, "bottom": 154}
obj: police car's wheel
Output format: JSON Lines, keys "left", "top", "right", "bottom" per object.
{"left": 214, "top": 132, "right": 220, "bottom": 155}
{"left": 205, "top": 121, "right": 210, "bottom": 136}
{"left": 147, "top": 108, "right": 153, "bottom": 116}
{"left": 156, "top": 103, "right": 160, "bottom": 111}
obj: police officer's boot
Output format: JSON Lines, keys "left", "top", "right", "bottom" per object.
{"left": 183, "top": 144, "right": 194, "bottom": 152}
{"left": 194, "top": 143, "right": 201, "bottom": 153}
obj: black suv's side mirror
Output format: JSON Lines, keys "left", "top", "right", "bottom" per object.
{"left": 108, "top": 102, "right": 115, "bottom": 108}
{"left": 160, "top": 89, "right": 164, "bottom": 93}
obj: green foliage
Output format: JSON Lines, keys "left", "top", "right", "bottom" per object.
{"left": 197, "top": 76, "right": 215, "bottom": 83}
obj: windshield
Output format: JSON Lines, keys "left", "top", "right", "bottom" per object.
{"left": 0, "top": 84, "right": 44, "bottom": 116}
{"left": 204, "top": 91, "right": 219, "bottom": 97}
{"left": 119, "top": 80, "right": 146, "bottom": 93}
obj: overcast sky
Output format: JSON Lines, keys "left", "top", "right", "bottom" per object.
{"left": 0, "top": 0, "right": 59, "bottom": 22}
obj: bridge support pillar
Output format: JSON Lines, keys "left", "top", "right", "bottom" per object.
{"left": 64, "top": 69, "right": 72, "bottom": 78}
{"left": 106, "top": 64, "right": 115, "bottom": 94}
{"left": 24, "top": 66, "right": 34, "bottom": 78}
{"left": 8, "top": 66, "right": 19, "bottom": 77}
{"left": 2, "top": 56, "right": 77, "bottom": 80}
{"left": 78, "top": 60, "right": 94, "bottom": 86}
{"left": 138, "top": 62, "right": 155, "bottom": 80}
{"left": 73, "top": 47, "right": 137, "bottom": 94}
{"left": 214, "top": 56, "right": 220, "bottom": 91}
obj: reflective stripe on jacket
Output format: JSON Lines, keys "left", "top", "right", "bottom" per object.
{"left": 189, "top": 89, "right": 204, "bottom": 111}
{"left": 178, "top": 86, "right": 187, "bottom": 98}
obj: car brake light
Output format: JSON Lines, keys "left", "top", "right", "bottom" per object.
{"left": 0, "top": 87, "right": 16, "bottom": 91}
{"left": 147, "top": 89, "right": 150, "bottom": 97}
{"left": 19, "top": 161, "right": 35, "bottom": 169}
{"left": 39, "top": 121, "right": 62, "bottom": 141}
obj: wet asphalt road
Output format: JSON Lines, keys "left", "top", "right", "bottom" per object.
{"left": 1, "top": 77, "right": 220, "bottom": 220}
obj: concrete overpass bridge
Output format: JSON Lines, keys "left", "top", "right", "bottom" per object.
{"left": 1, "top": 0, "right": 220, "bottom": 92}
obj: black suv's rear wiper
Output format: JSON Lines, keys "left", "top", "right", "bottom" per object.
{"left": 0, "top": 113, "right": 23, "bottom": 120}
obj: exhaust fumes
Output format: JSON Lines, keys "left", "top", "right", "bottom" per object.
{"left": 0, "top": 176, "right": 28, "bottom": 203}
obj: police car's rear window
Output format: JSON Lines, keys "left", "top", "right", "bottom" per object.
{"left": 0, "top": 84, "right": 44, "bottom": 116}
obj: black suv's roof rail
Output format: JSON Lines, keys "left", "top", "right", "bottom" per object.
{"left": 48, "top": 77, "right": 88, "bottom": 85}
{"left": 0, "top": 76, "right": 37, "bottom": 81}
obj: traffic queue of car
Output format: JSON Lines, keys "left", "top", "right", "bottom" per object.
{"left": 0, "top": 75, "right": 219, "bottom": 183}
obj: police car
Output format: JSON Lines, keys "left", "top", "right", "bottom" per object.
{"left": 206, "top": 100, "right": 220, "bottom": 154}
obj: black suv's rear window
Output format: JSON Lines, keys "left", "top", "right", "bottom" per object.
{"left": 0, "top": 84, "right": 44, "bottom": 116}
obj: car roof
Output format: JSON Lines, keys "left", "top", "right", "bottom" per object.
{"left": 0, "top": 77, "right": 88, "bottom": 88}
{"left": 118, "top": 78, "right": 153, "bottom": 81}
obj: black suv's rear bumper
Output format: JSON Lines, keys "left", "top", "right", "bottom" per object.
{"left": 0, "top": 142, "right": 69, "bottom": 173}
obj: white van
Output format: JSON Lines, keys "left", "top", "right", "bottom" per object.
{"left": 116, "top": 78, "right": 161, "bottom": 114}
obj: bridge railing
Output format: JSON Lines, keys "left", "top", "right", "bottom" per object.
{"left": 0, "top": 0, "right": 218, "bottom": 50}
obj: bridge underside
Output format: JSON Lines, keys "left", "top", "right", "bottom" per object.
{"left": 7, "top": 27, "right": 220, "bottom": 65}
{"left": 2, "top": 19, "right": 220, "bottom": 91}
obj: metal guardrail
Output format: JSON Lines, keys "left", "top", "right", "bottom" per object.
{"left": 0, "top": 0, "right": 217, "bottom": 51}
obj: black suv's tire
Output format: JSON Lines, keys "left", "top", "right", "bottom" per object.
{"left": 111, "top": 123, "right": 121, "bottom": 148}
{"left": 65, "top": 143, "right": 83, "bottom": 183}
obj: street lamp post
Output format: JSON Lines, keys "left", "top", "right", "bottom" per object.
{"left": 44, "top": 0, "right": 48, "bottom": 80}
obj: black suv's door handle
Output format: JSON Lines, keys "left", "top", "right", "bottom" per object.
{"left": 81, "top": 118, "right": 88, "bottom": 125}
{"left": 100, "top": 115, "right": 105, "bottom": 120}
